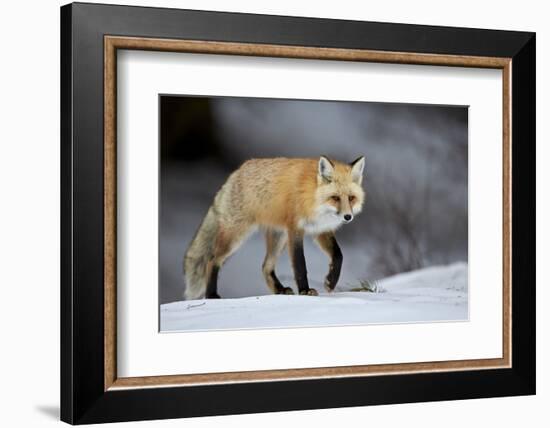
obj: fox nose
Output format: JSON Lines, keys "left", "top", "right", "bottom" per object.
{"left": 343, "top": 214, "right": 353, "bottom": 222}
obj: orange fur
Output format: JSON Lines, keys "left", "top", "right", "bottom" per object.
{"left": 220, "top": 157, "right": 364, "bottom": 230}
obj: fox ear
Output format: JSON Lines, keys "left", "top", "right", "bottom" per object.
{"left": 318, "top": 156, "right": 335, "bottom": 183}
{"left": 350, "top": 156, "right": 365, "bottom": 184}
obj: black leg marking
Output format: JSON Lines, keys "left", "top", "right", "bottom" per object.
{"left": 270, "top": 271, "right": 294, "bottom": 295}
{"left": 325, "top": 237, "right": 343, "bottom": 291}
{"left": 289, "top": 236, "right": 317, "bottom": 296}
{"left": 205, "top": 264, "right": 220, "bottom": 299}
{"left": 291, "top": 239, "right": 308, "bottom": 293}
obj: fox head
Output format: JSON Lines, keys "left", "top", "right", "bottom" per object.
{"left": 315, "top": 155, "right": 366, "bottom": 225}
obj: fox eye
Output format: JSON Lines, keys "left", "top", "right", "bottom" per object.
{"left": 330, "top": 195, "right": 340, "bottom": 202}
{"left": 349, "top": 195, "right": 356, "bottom": 203}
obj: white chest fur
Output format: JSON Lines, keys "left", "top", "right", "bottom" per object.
{"left": 298, "top": 206, "right": 343, "bottom": 235}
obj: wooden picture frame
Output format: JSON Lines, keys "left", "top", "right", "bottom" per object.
{"left": 61, "top": 2, "right": 535, "bottom": 424}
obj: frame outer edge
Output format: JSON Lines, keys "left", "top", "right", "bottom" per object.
{"left": 60, "top": 3, "right": 75, "bottom": 424}
{"left": 510, "top": 33, "right": 536, "bottom": 392}
{"left": 63, "top": 3, "right": 536, "bottom": 423}
{"left": 73, "top": 2, "right": 533, "bottom": 58}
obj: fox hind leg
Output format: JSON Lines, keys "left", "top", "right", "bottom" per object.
{"left": 205, "top": 224, "right": 253, "bottom": 299}
{"left": 262, "top": 230, "right": 294, "bottom": 295}
{"left": 205, "top": 261, "right": 221, "bottom": 299}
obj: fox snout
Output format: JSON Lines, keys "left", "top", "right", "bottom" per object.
{"left": 339, "top": 199, "right": 354, "bottom": 223}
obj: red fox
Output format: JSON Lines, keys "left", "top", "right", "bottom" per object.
{"left": 183, "top": 156, "right": 365, "bottom": 299}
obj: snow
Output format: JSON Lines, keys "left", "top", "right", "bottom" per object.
{"left": 160, "top": 262, "right": 468, "bottom": 332}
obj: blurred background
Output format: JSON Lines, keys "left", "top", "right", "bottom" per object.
{"left": 160, "top": 95, "right": 468, "bottom": 304}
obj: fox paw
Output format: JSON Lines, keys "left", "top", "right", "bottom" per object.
{"left": 281, "top": 287, "right": 295, "bottom": 295}
{"left": 299, "top": 288, "right": 318, "bottom": 296}
{"left": 206, "top": 293, "right": 221, "bottom": 299}
{"left": 324, "top": 280, "right": 336, "bottom": 293}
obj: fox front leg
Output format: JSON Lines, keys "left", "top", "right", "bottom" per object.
{"left": 315, "top": 232, "right": 343, "bottom": 292}
{"left": 262, "top": 230, "right": 294, "bottom": 295}
{"left": 288, "top": 230, "right": 318, "bottom": 296}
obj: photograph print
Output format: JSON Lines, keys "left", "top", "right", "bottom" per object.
{"left": 159, "top": 95, "right": 468, "bottom": 332}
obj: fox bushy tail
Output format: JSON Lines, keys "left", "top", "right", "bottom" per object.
{"left": 183, "top": 207, "right": 219, "bottom": 300}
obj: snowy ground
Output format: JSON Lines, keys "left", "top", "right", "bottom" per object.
{"left": 160, "top": 262, "right": 468, "bottom": 332}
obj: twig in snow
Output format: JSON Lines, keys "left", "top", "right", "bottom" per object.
{"left": 186, "top": 302, "right": 206, "bottom": 310}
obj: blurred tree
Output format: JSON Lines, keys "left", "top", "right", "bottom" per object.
{"left": 160, "top": 96, "right": 222, "bottom": 162}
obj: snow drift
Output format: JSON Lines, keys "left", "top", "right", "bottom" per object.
{"left": 160, "top": 262, "right": 468, "bottom": 332}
